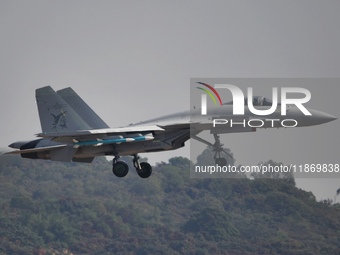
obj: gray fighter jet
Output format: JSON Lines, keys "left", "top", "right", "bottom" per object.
{"left": 5, "top": 86, "right": 337, "bottom": 178}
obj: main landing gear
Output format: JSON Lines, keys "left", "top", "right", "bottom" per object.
{"left": 192, "top": 134, "right": 233, "bottom": 166}
{"left": 112, "top": 154, "right": 152, "bottom": 178}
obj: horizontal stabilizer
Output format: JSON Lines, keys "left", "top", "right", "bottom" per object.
{"left": 5, "top": 144, "right": 67, "bottom": 155}
{"left": 0, "top": 147, "right": 15, "bottom": 154}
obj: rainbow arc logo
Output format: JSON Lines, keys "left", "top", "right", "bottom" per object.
{"left": 196, "top": 82, "right": 223, "bottom": 115}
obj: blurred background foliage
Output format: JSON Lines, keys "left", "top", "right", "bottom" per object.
{"left": 0, "top": 147, "right": 339, "bottom": 254}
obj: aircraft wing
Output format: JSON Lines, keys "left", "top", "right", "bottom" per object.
{"left": 30, "top": 125, "right": 163, "bottom": 150}
{"left": 36, "top": 125, "right": 164, "bottom": 138}
{"left": 6, "top": 125, "right": 164, "bottom": 156}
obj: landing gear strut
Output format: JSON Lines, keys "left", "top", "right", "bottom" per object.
{"left": 111, "top": 154, "right": 152, "bottom": 178}
{"left": 212, "top": 134, "right": 227, "bottom": 166}
{"left": 133, "top": 154, "right": 152, "bottom": 178}
{"left": 192, "top": 134, "right": 233, "bottom": 166}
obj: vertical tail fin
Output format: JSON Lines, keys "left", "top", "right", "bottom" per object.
{"left": 57, "top": 87, "right": 109, "bottom": 129}
{"left": 36, "top": 86, "right": 91, "bottom": 133}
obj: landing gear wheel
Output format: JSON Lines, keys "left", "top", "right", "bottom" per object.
{"left": 137, "top": 162, "right": 152, "bottom": 179}
{"left": 215, "top": 157, "right": 227, "bottom": 166}
{"left": 112, "top": 161, "right": 129, "bottom": 177}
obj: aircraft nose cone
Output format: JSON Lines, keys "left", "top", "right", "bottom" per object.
{"left": 308, "top": 109, "right": 337, "bottom": 125}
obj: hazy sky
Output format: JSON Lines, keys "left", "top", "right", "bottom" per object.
{"left": 1, "top": 1, "right": 339, "bottom": 200}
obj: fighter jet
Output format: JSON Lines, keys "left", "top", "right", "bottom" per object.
{"left": 4, "top": 85, "right": 337, "bottom": 178}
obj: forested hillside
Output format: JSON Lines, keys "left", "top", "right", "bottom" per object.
{"left": 0, "top": 152, "right": 339, "bottom": 255}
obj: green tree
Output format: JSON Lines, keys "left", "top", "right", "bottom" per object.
{"left": 251, "top": 160, "right": 295, "bottom": 186}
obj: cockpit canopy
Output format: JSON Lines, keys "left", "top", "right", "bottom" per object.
{"left": 224, "top": 96, "right": 274, "bottom": 106}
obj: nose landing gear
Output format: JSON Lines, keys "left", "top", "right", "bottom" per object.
{"left": 192, "top": 133, "right": 233, "bottom": 166}
{"left": 212, "top": 134, "right": 228, "bottom": 166}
